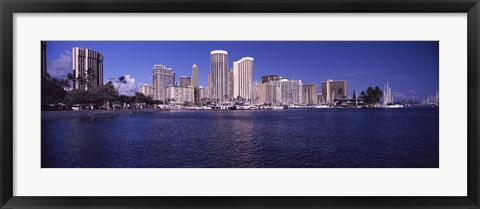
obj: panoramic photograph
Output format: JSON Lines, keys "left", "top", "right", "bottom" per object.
{"left": 41, "top": 41, "right": 439, "bottom": 168}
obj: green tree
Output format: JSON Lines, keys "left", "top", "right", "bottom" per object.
{"left": 135, "top": 92, "right": 147, "bottom": 103}
{"left": 92, "top": 81, "right": 118, "bottom": 109}
{"left": 338, "top": 88, "right": 344, "bottom": 99}
{"left": 86, "top": 69, "right": 97, "bottom": 90}
{"left": 360, "top": 86, "right": 383, "bottom": 105}
{"left": 65, "top": 89, "right": 89, "bottom": 105}
{"left": 41, "top": 78, "right": 68, "bottom": 110}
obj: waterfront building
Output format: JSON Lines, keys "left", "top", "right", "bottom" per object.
{"left": 197, "top": 86, "right": 206, "bottom": 101}
{"left": 233, "top": 57, "right": 254, "bottom": 100}
{"left": 179, "top": 76, "right": 192, "bottom": 88}
{"left": 72, "top": 47, "right": 104, "bottom": 90}
{"left": 41, "top": 41, "right": 47, "bottom": 79}
{"left": 227, "top": 69, "right": 234, "bottom": 100}
{"left": 207, "top": 72, "right": 212, "bottom": 99}
{"left": 193, "top": 87, "right": 200, "bottom": 105}
{"left": 302, "top": 84, "right": 318, "bottom": 105}
{"left": 270, "top": 79, "right": 283, "bottom": 105}
{"left": 261, "top": 75, "right": 280, "bottom": 83}
{"left": 204, "top": 88, "right": 211, "bottom": 101}
{"left": 321, "top": 79, "right": 348, "bottom": 104}
{"left": 279, "top": 78, "right": 302, "bottom": 105}
{"left": 192, "top": 64, "right": 199, "bottom": 88}
{"left": 166, "top": 86, "right": 194, "bottom": 104}
{"left": 210, "top": 50, "right": 228, "bottom": 103}
{"left": 258, "top": 82, "right": 275, "bottom": 105}
{"left": 317, "top": 94, "right": 325, "bottom": 105}
{"left": 139, "top": 84, "right": 154, "bottom": 98}
{"left": 152, "top": 64, "right": 175, "bottom": 102}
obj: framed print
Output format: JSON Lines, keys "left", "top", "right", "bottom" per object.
{"left": 1, "top": 0, "right": 479, "bottom": 208}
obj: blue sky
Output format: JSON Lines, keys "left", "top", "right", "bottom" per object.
{"left": 46, "top": 41, "right": 438, "bottom": 101}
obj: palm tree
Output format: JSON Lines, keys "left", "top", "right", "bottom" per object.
{"left": 76, "top": 77, "right": 87, "bottom": 90}
{"left": 65, "top": 73, "right": 75, "bottom": 90}
{"left": 116, "top": 76, "right": 127, "bottom": 92}
{"left": 86, "top": 69, "right": 97, "bottom": 90}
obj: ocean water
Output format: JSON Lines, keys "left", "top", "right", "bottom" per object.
{"left": 41, "top": 108, "right": 439, "bottom": 168}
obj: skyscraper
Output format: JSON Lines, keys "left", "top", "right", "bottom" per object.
{"left": 72, "top": 47, "right": 104, "bottom": 90}
{"left": 233, "top": 57, "right": 254, "bottom": 100}
{"left": 192, "top": 64, "right": 199, "bottom": 88}
{"left": 41, "top": 41, "right": 47, "bottom": 79}
{"left": 152, "top": 64, "right": 175, "bottom": 102}
{"left": 302, "top": 84, "right": 318, "bottom": 105}
{"left": 210, "top": 50, "right": 228, "bottom": 103}
{"left": 179, "top": 76, "right": 192, "bottom": 88}
{"left": 321, "top": 79, "right": 348, "bottom": 104}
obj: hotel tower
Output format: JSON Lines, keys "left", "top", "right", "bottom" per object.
{"left": 233, "top": 57, "right": 254, "bottom": 100}
{"left": 192, "top": 64, "right": 199, "bottom": 88}
{"left": 210, "top": 50, "right": 228, "bottom": 103}
{"left": 72, "top": 47, "right": 104, "bottom": 90}
{"left": 152, "top": 64, "right": 175, "bottom": 102}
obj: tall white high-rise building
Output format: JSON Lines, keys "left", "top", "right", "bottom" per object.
{"left": 192, "top": 64, "right": 199, "bottom": 88}
{"left": 152, "top": 64, "right": 175, "bottom": 102}
{"left": 72, "top": 47, "right": 104, "bottom": 90}
{"left": 233, "top": 57, "right": 254, "bottom": 100}
{"left": 210, "top": 50, "right": 228, "bottom": 103}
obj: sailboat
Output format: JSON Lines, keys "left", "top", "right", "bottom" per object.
{"left": 379, "top": 82, "right": 404, "bottom": 108}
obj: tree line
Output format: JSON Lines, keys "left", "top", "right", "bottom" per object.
{"left": 358, "top": 86, "right": 383, "bottom": 105}
{"left": 41, "top": 74, "right": 159, "bottom": 111}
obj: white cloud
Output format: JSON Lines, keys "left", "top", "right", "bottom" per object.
{"left": 47, "top": 50, "right": 72, "bottom": 78}
{"left": 110, "top": 74, "right": 138, "bottom": 96}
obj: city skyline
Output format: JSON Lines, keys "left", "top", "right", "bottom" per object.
{"left": 46, "top": 41, "right": 439, "bottom": 101}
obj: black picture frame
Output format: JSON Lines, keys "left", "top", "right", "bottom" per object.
{"left": 1, "top": 0, "right": 479, "bottom": 208}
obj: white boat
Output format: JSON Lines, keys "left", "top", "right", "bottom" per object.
{"left": 271, "top": 106, "right": 284, "bottom": 110}
{"left": 377, "top": 104, "right": 404, "bottom": 108}
{"left": 289, "top": 104, "right": 300, "bottom": 108}
{"left": 315, "top": 105, "right": 330, "bottom": 108}
{"left": 384, "top": 104, "right": 404, "bottom": 108}
{"left": 380, "top": 82, "right": 403, "bottom": 108}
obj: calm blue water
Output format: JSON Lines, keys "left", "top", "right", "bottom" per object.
{"left": 41, "top": 108, "right": 439, "bottom": 168}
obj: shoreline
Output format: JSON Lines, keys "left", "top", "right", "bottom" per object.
{"left": 41, "top": 108, "right": 168, "bottom": 119}
{"left": 41, "top": 105, "right": 438, "bottom": 119}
